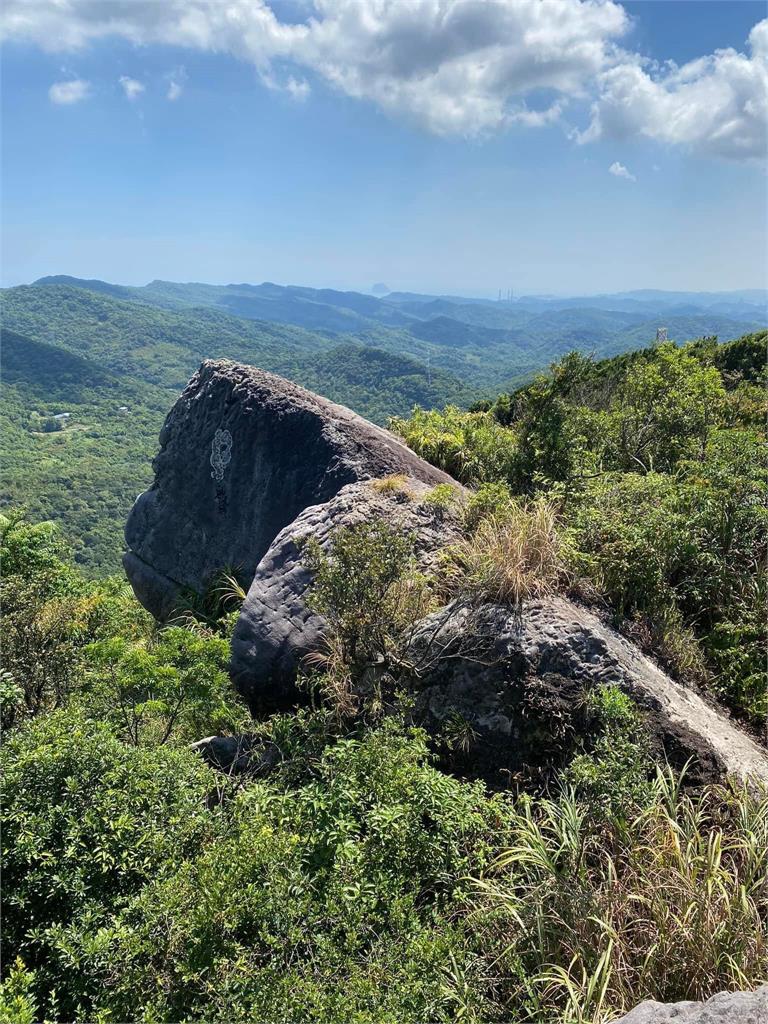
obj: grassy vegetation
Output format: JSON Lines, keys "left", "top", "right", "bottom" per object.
{"left": 2, "top": 506, "right": 766, "bottom": 1023}
{"left": 394, "top": 333, "right": 768, "bottom": 727}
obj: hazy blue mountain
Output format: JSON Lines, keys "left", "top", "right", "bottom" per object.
{"left": 24, "top": 275, "right": 766, "bottom": 393}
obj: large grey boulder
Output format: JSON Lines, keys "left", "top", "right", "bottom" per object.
{"left": 615, "top": 985, "right": 768, "bottom": 1023}
{"left": 230, "top": 478, "right": 463, "bottom": 707}
{"left": 124, "top": 360, "right": 455, "bottom": 619}
{"left": 124, "top": 363, "right": 768, "bottom": 789}
{"left": 407, "top": 600, "right": 768, "bottom": 787}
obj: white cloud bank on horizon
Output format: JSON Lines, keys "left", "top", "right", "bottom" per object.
{"left": 609, "top": 160, "right": 635, "bottom": 181}
{"left": 6, "top": 1, "right": 766, "bottom": 160}
{"left": 119, "top": 75, "right": 144, "bottom": 100}
{"left": 48, "top": 77, "right": 89, "bottom": 104}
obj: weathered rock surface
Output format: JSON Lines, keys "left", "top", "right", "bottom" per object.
{"left": 408, "top": 600, "right": 768, "bottom": 786}
{"left": 615, "top": 985, "right": 768, "bottom": 1023}
{"left": 230, "top": 478, "right": 463, "bottom": 707}
{"left": 124, "top": 359, "right": 455, "bottom": 619}
{"left": 126, "top": 363, "right": 768, "bottom": 789}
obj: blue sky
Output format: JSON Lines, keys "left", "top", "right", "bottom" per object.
{"left": 1, "top": 1, "right": 766, "bottom": 296}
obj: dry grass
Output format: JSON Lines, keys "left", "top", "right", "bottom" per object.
{"left": 471, "top": 770, "right": 768, "bottom": 1022}
{"left": 370, "top": 474, "right": 414, "bottom": 497}
{"left": 303, "top": 634, "right": 359, "bottom": 721}
{"left": 449, "top": 498, "right": 566, "bottom": 608}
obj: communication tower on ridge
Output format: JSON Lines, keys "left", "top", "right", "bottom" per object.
{"left": 656, "top": 326, "right": 668, "bottom": 343}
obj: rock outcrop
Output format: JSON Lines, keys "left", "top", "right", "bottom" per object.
{"left": 127, "top": 362, "right": 768, "bottom": 789}
{"left": 230, "top": 478, "right": 463, "bottom": 707}
{"left": 408, "top": 600, "right": 768, "bottom": 787}
{"left": 124, "top": 360, "right": 455, "bottom": 619}
{"left": 615, "top": 986, "right": 768, "bottom": 1023}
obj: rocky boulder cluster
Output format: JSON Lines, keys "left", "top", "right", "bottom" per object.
{"left": 125, "top": 360, "right": 768, "bottom": 788}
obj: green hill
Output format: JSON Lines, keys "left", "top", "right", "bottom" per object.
{"left": 3, "top": 278, "right": 763, "bottom": 575}
{"left": 0, "top": 329, "right": 172, "bottom": 574}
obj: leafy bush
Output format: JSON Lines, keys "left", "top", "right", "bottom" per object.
{"left": 303, "top": 522, "right": 434, "bottom": 718}
{"left": 421, "top": 482, "right": 461, "bottom": 511}
{"left": 1, "top": 709, "right": 219, "bottom": 1021}
{"left": 84, "top": 626, "right": 251, "bottom": 746}
{"left": 565, "top": 686, "right": 653, "bottom": 818}
{"left": 463, "top": 480, "right": 514, "bottom": 531}
{"left": 391, "top": 405, "right": 519, "bottom": 486}
{"left": 71, "top": 724, "right": 498, "bottom": 1024}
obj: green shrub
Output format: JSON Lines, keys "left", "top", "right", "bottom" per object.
{"left": 463, "top": 481, "right": 513, "bottom": 532}
{"left": 303, "top": 522, "right": 434, "bottom": 718}
{"left": 1, "top": 709, "right": 219, "bottom": 1020}
{"left": 565, "top": 686, "right": 653, "bottom": 818}
{"left": 421, "top": 482, "right": 461, "bottom": 511}
{"left": 84, "top": 724, "right": 497, "bottom": 1024}
{"left": 391, "top": 405, "right": 519, "bottom": 487}
{"left": 0, "top": 960, "right": 37, "bottom": 1024}
{"left": 84, "top": 626, "right": 250, "bottom": 746}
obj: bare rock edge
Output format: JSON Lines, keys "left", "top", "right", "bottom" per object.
{"left": 124, "top": 360, "right": 768, "bottom": 787}
{"left": 614, "top": 984, "right": 768, "bottom": 1023}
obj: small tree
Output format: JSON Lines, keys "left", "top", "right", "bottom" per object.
{"left": 303, "top": 522, "right": 433, "bottom": 717}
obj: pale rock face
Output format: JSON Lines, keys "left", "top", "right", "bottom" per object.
{"left": 615, "top": 985, "right": 768, "bottom": 1023}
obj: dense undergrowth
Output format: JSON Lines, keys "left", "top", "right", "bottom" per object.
{"left": 2, "top": 332, "right": 767, "bottom": 1023}
{"left": 393, "top": 332, "right": 768, "bottom": 727}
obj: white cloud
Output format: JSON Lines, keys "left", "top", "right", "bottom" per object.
{"left": 294, "top": 0, "right": 629, "bottom": 136}
{"left": 119, "top": 75, "right": 145, "bottom": 100}
{"left": 48, "top": 78, "right": 90, "bottom": 104}
{"left": 165, "top": 66, "right": 187, "bottom": 101}
{"left": 5, "top": 2, "right": 767, "bottom": 160}
{"left": 286, "top": 76, "right": 310, "bottom": 102}
{"left": 0, "top": 0, "right": 630, "bottom": 136}
{"left": 578, "top": 18, "right": 768, "bottom": 161}
{"left": 608, "top": 160, "right": 635, "bottom": 181}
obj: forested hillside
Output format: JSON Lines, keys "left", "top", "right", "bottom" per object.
{"left": 24, "top": 276, "right": 766, "bottom": 390}
{"left": 2, "top": 329, "right": 766, "bottom": 1023}
{"left": 0, "top": 289, "right": 479, "bottom": 572}
{"left": 2, "top": 278, "right": 763, "bottom": 577}
{"left": 393, "top": 331, "right": 768, "bottom": 727}
{"left": 0, "top": 329, "right": 172, "bottom": 573}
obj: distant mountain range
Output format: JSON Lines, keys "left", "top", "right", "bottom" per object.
{"left": 1, "top": 274, "right": 765, "bottom": 573}
{"left": 25, "top": 275, "right": 768, "bottom": 391}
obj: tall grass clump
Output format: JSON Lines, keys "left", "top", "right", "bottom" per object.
{"left": 471, "top": 771, "right": 768, "bottom": 1023}
{"left": 449, "top": 498, "right": 567, "bottom": 609}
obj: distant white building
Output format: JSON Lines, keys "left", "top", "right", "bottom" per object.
{"left": 53, "top": 412, "right": 71, "bottom": 420}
